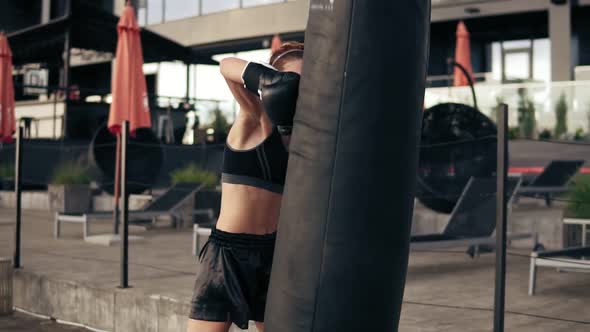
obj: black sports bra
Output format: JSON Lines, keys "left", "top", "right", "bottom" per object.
{"left": 221, "top": 129, "right": 289, "bottom": 194}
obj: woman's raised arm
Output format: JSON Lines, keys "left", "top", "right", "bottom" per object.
{"left": 220, "top": 57, "right": 249, "bottom": 84}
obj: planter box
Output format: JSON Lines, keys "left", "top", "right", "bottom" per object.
{"left": 48, "top": 184, "right": 91, "bottom": 214}
{"left": 0, "top": 257, "right": 12, "bottom": 316}
{"left": 0, "top": 179, "right": 13, "bottom": 191}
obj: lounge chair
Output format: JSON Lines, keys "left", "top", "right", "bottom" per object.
{"left": 191, "top": 190, "right": 222, "bottom": 256}
{"left": 193, "top": 190, "right": 221, "bottom": 225}
{"left": 193, "top": 225, "right": 213, "bottom": 257}
{"left": 54, "top": 182, "right": 211, "bottom": 238}
{"left": 529, "top": 246, "right": 590, "bottom": 295}
{"left": 517, "top": 160, "right": 584, "bottom": 206}
{"left": 411, "top": 177, "right": 537, "bottom": 255}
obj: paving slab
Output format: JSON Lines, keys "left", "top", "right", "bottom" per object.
{"left": 0, "top": 311, "right": 87, "bottom": 332}
{"left": 1, "top": 208, "right": 589, "bottom": 332}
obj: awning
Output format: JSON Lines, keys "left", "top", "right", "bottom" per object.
{"left": 191, "top": 32, "right": 304, "bottom": 57}
{"left": 7, "top": 1, "right": 216, "bottom": 66}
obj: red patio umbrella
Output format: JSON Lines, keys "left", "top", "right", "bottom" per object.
{"left": 0, "top": 33, "right": 15, "bottom": 143}
{"left": 453, "top": 21, "right": 474, "bottom": 87}
{"left": 108, "top": 4, "right": 151, "bottom": 135}
{"left": 271, "top": 34, "right": 282, "bottom": 53}
{"left": 108, "top": 4, "right": 151, "bottom": 231}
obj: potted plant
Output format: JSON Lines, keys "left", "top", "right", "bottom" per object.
{"left": 0, "top": 163, "right": 15, "bottom": 191}
{"left": 574, "top": 128, "right": 586, "bottom": 141}
{"left": 563, "top": 175, "right": 590, "bottom": 247}
{"left": 508, "top": 127, "right": 520, "bottom": 140}
{"left": 554, "top": 93, "right": 568, "bottom": 139}
{"left": 517, "top": 88, "right": 536, "bottom": 139}
{"left": 48, "top": 161, "right": 92, "bottom": 214}
{"left": 170, "top": 164, "right": 220, "bottom": 227}
{"left": 538, "top": 128, "right": 552, "bottom": 140}
{"left": 170, "top": 163, "right": 218, "bottom": 189}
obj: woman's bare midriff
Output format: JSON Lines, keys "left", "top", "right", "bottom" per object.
{"left": 215, "top": 182, "right": 282, "bottom": 235}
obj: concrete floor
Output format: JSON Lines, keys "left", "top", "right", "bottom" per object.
{"left": 0, "top": 209, "right": 589, "bottom": 331}
{"left": 0, "top": 312, "right": 87, "bottom": 332}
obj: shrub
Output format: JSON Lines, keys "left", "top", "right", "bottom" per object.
{"left": 50, "top": 162, "right": 91, "bottom": 185}
{"left": 538, "top": 128, "right": 552, "bottom": 140}
{"left": 508, "top": 127, "right": 520, "bottom": 140}
{"left": 574, "top": 128, "right": 586, "bottom": 141}
{"left": 517, "top": 88, "right": 536, "bottom": 139}
{"left": 170, "top": 164, "right": 218, "bottom": 189}
{"left": 566, "top": 174, "right": 590, "bottom": 219}
{"left": 554, "top": 93, "right": 568, "bottom": 139}
{"left": 0, "top": 163, "right": 15, "bottom": 179}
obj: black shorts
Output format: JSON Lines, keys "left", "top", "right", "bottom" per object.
{"left": 189, "top": 227, "right": 276, "bottom": 330}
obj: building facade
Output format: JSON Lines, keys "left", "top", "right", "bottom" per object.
{"left": 3, "top": 0, "right": 590, "bottom": 138}
{"left": 122, "top": 0, "right": 587, "bottom": 83}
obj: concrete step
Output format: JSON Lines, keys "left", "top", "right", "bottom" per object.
{"left": 13, "top": 269, "right": 257, "bottom": 332}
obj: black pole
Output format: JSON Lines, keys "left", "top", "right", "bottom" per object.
{"left": 52, "top": 89, "right": 57, "bottom": 140}
{"left": 113, "top": 135, "right": 121, "bottom": 235}
{"left": 119, "top": 121, "right": 130, "bottom": 288}
{"left": 61, "top": 0, "right": 72, "bottom": 139}
{"left": 13, "top": 126, "right": 23, "bottom": 269}
{"left": 62, "top": 27, "right": 71, "bottom": 139}
{"left": 493, "top": 103, "right": 508, "bottom": 332}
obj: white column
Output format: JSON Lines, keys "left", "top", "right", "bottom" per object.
{"left": 41, "top": 0, "right": 51, "bottom": 23}
{"left": 549, "top": 0, "right": 572, "bottom": 81}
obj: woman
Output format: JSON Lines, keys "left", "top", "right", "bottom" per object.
{"left": 187, "top": 42, "right": 304, "bottom": 332}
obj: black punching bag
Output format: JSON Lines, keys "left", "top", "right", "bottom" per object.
{"left": 265, "top": 1, "right": 431, "bottom": 332}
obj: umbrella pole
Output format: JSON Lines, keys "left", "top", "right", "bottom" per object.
{"left": 113, "top": 132, "right": 121, "bottom": 235}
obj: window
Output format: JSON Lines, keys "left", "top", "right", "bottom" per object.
{"left": 504, "top": 51, "right": 531, "bottom": 81}
{"left": 138, "top": 0, "right": 289, "bottom": 25}
{"left": 502, "top": 40, "right": 532, "bottom": 82}
{"left": 201, "top": 0, "right": 240, "bottom": 15}
{"left": 165, "top": 0, "right": 199, "bottom": 21}
{"left": 491, "top": 39, "right": 550, "bottom": 83}
{"left": 137, "top": 7, "right": 147, "bottom": 26}
{"left": 532, "top": 39, "right": 550, "bottom": 83}
{"left": 242, "top": 0, "right": 284, "bottom": 8}
{"left": 147, "top": 0, "right": 163, "bottom": 25}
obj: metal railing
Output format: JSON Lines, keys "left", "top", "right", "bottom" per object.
{"left": 425, "top": 79, "right": 590, "bottom": 138}
{"left": 13, "top": 84, "right": 232, "bottom": 142}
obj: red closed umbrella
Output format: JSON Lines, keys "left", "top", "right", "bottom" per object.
{"left": 108, "top": 4, "right": 151, "bottom": 135}
{"left": 108, "top": 4, "right": 151, "bottom": 231}
{"left": 0, "top": 33, "right": 15, "bottom": 143}
{"left": 271, "top": 34, "right": 282, "bottom": 53}
{"left": 453, "top": 21, "right": 474, "bottom": 87}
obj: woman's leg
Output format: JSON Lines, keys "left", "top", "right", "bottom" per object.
{"left": 186, "top": 319, "right": 231, "bottom": 332}
{"left": 255, "top": 322, "right": 264, "bottom": 332}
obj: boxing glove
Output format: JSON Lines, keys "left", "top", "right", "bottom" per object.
{"left": 241, "top": 61, "right": 277, "bottom": 96}
{"left": 242, "top": 62, "right": 300, "bottom": 136}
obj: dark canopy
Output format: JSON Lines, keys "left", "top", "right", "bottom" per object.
{"left": 7, "top": 1, "right": 216, "bottom": 66}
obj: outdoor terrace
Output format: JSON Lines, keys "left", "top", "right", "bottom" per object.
{"left": 0, "top": 204, "right": 588, "bottom": 332}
